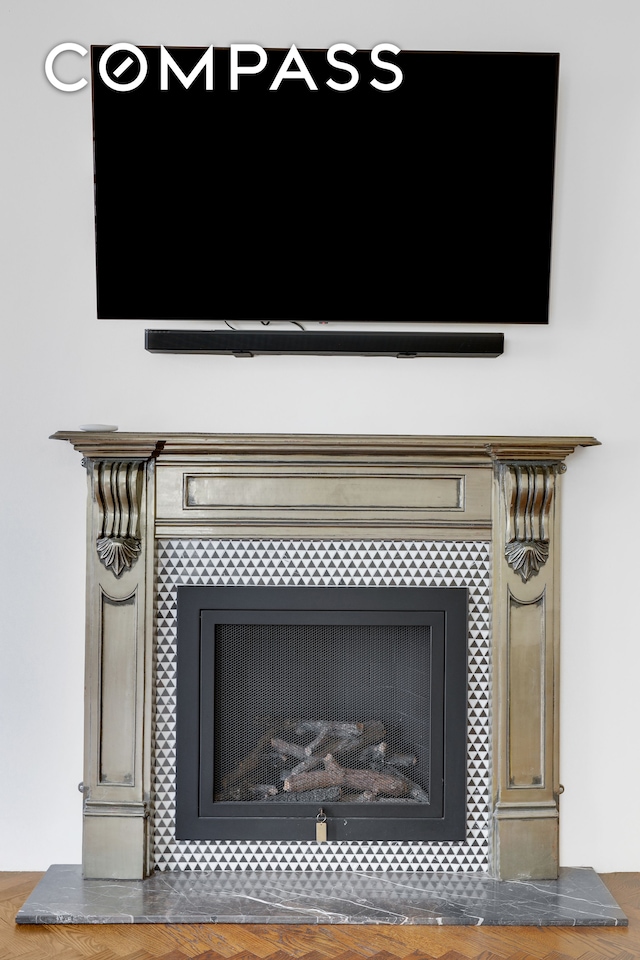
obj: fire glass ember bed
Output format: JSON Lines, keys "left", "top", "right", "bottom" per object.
{"left": 176, "top": 586, "right": 467, "bottom": 842}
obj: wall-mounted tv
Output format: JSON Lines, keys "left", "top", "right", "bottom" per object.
{"left": 91, "top": 46, "right": 559, "bottom": 324}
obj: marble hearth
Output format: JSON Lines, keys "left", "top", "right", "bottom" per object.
{"left": 18, "top": 431, "right": 624, "bottom": 927}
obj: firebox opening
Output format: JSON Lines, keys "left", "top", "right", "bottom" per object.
{"left": 176, "top": 586, "right": 467, "bottom": 843}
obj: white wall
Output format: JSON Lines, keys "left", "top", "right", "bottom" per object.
{"left": 1, "top": 0, "right": 639, "bottom": 872}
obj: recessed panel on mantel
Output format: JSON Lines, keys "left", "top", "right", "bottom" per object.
{"left": 185, "top": 474, "right": 462, "bottom": 509}
{"left": 154, "top": 464, "right": 492, "bottom": 538}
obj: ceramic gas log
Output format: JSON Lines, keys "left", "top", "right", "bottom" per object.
{"left": 217, "top": 718, "right": 421, "bottom": 803}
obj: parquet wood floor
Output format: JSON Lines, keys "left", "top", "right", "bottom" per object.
{"left": 1, "top": 873, "right": 638, "bottom": 960}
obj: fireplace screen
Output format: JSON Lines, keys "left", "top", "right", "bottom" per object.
{"left": 214, "top": 622, "right": 433, "bottom": 804}
{"left": 176, "top": 586, "right": 467, "bottom": 842}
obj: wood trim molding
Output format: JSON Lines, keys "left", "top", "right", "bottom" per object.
{"left": 52, "top": 431, "right": 600, "bottom": 461}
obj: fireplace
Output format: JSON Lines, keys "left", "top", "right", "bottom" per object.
{"left": 49, "top": 431, "right": 600, "bottom": 883}
{"left": 175, "top": 585, "right": 467, "bottom": 842}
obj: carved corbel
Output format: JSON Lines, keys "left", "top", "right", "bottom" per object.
{"left": 500, "top": 462, "right": 565, "bottom": 583}
{"left": 93, "top": 460, "right": 144, "bottom": 577}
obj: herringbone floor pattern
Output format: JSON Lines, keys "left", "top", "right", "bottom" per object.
{"left": 1, "top": 873, "right": 638, "bottom": 960}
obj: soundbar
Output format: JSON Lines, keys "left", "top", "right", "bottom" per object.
{"left": 144, "top": 330, "right": 504, "bottom": 358}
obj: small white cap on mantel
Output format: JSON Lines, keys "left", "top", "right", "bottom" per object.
{"left": 79, "top": 424, "right": 118, "bottom": 432}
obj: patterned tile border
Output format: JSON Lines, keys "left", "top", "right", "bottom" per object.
{"left": 153, "top": 540, "right": 492, "bottom": 871}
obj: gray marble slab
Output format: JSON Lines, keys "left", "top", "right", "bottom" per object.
{"left": 15, "top": 864, "right": 627, "bottom": 926}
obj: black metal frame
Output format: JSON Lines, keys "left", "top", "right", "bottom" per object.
{"left": 176, "top": 586, "right": 468, "bottom": 843}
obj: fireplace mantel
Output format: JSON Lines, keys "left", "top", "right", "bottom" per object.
{"left": 52, "top": 432, "right": 599, "bottom": 882}
{"left": 53, "top": 431, "right": 596, "bottom": 461}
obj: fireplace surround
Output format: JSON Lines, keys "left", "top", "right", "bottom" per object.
{"left": 50, "top": 431, "right": 600, "bottom": 885}
{"left": 155, "top": 536, "right": 491, "bottom": 873}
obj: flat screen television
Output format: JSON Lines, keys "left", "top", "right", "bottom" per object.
{"left": 91, "top": 46, "right": 559, "bottom": 324}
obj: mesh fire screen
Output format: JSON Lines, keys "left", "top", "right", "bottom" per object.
{"left": 176, "top": 585, "right": 465, "bottom": 842}
{"left": 212, "top": 622, "right": 432, "bottom": 804}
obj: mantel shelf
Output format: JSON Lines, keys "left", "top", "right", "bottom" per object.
{"left": 51, "top": 432, "right": 600, "bottom": 462}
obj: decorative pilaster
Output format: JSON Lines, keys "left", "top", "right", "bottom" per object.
{"left": 95, "top": 460, "right": 144, "bottom": 576}
{"left": 491, "top": 459, "right": 564, "bottom": 880}
{"left": 502, "top": 463, "right": 565, "bottom": 583}
{"left": 82, "top": 456, "right": 156, "bottom": 879}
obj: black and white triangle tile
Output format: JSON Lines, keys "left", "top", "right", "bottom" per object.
{"left": 153, "top": 539, "right": 492, "bottom": 872}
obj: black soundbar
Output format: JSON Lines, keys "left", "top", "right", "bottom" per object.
{"left": 144, "top": 330, "right": 504, "bottom": 358}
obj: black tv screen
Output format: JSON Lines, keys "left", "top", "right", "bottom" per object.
{"left": 91, "top": 46, "right": 559, "bottom": 323}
